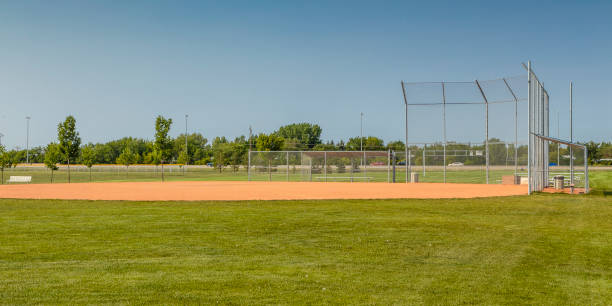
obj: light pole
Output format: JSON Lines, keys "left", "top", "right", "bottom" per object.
{"left": 569, "top": 82, "right": 573, "bottom": 192}
{"left": 184, "top": 114, "right": 188, "bottom": 166}
{"left": 25, "top": 116, "right": 31, "bottom": 164}
{"left": 360, "top": 112, "right": 364, "bottom": 151}
{"left": 249, "top": 125, "right": 253, "bottom": 150}
{"left": 0, "top": 133, "right": 4, "bottom": 146}
{"left": 557, "top": 111, "right": 560, "bottom": 165}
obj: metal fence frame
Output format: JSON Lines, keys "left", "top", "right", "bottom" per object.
{"left": 401, "top": 76, "right": 525, "bottom": 185}
{"left": 401, "top": 62, "right": 587, "bottom": 193}
{"left": 247, "top": 150, "right": 392, "bottom": 182}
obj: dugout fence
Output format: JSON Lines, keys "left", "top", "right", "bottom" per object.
{"left": 401, "top": 62, "right": 588, "bottom": 193}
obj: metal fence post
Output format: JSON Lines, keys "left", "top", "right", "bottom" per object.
{"left": 248, "top": 150, "right": 251, "bottom": 181}
{"left": 408, "top": 149, "right": 411, "bottom": 182}
{"left": 402, "top": 81, "right": 409, "bottom": 184}
{"left": 324, "top": 151, "right": 327, "bottom": 182}
{"left": 475, "top": 79, "right": 489, "bottom": 184}
{"left": 422, "top": 146, "right": 426, "bottom": 177}
{"left": 527, "top": 61, "right": 532, "bottom": 194}
{"left": 503, "top": 78, "right": 520, "bottom": 176}
{"left": 392, "top": 151, "right": 396, "bottom": 183}
{"left": 286, "top": 151, "right": 289, "bottom": 182}
{"left": 309, "top": 158, "right": 312, "bottom": 182}
{"left": 387, "top": 149, "right": 390, "bottom": 183}
{"left": 363, "top": 151, "right": 367, "bottom": 178}
{"left": 585, "top": 148, "right": 589, "bottom": 193}
{"left": 442, "top": 82, "right": 447, "bottom": 184}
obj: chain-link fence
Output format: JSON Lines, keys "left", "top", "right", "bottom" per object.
{"left": 399, "top": 64, "right": 587, "bottom": 193}
{"left": 401, "top": 75, "right": 528, "bottom": 186}
{"left": 248, "top": 151, "right": 391, "bottom": 182}
{"left": 393, "top": 141, "right": 528, "bottom": 184}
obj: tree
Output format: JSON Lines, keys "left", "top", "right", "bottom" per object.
{"left": 346, "top": 136, "right": 384, "bottom": 151}
{"left": 229, "top": 138, "right": 248, "bottom": 173}
{"left": 81, "top": 145, "right": 96, "bottom": 181}
{"left": 154, "top": 116, "right": 173, "bottom": 181}
{"left": 386, "top": 140, "right": 405, "bottom": 152}
{"left": 585, "top": 141, "right": 602, "bottom": 165}
{"left": 274, "top": 123, "right": 322, "bottom": 149}
{"left": 57, "top": 116, "right": 81, "bottom": 183}
{"left": 177, "top": 150, "right": 189, "bottom": 173}
{"left": 44, "top": 143, "right": 62, "bottom": 183}
{"left": 0, "top": 145, "right": 10, "bottom": 184}
{"left": 6, "top": 150, "right": 20, "bottom": 168}
{"left": 255, "top": 133, "right": 284, "bottom": 151}
{"left": 117, "top": 147, "right": 138, "bottom": 178}
{"left": 212, "top": 137, "right": 231, "bottom": 173}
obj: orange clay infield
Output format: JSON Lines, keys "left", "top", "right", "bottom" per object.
{"left": 0, "top": 181, "right": 528, "bottom": 201}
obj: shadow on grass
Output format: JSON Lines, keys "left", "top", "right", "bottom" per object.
{"left": 588, "top": 189, "right": 612, "bottom": 197}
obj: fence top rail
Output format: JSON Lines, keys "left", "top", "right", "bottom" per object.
{"left": 401, "top": 75, "right": 524, "bottom": 86}
{"left": 249, "top": 150, "right": 390, "bottom": 157}
{"left": 407, "top": 141, "right": 528, "bottom": 146}
{"left": 532, "top": 134, "right": 586, "bottom": 149}
{"left": 404, "top": 99, "right": 526, "bottom": 106}
{"left": 249, "top": 150, "right": 388, "bottom": 153}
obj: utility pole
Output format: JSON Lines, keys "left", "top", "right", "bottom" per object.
{"left": 184, "top": 114, "right": 188, "bottom": 166}
{"left": 249, "top": 125, "right": 253, "bottom": 150}
{"left": 569, "top": 82, "right": 574, "bottom": 192}
{"left": 360, "top": 112, "right": 364, "bottom": 151}
{"left": 557, "top": 111, "right": 560, "bottom": 165}
{"left": 26, "top": 116, "right": 31, "bottom": 164}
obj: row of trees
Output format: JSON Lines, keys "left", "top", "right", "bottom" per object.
{"left": 1, "top": 117, "right": 610, "bottom": 182}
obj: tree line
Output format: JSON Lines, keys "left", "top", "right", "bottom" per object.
{"left": 1, "top": 116, "right": 610, "bottom": 180}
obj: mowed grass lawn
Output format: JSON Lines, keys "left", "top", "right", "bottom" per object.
{"left": 1, "top": 194, "right": 611, "bottom": 304}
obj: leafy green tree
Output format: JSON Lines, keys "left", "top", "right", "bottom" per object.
{"left": 386, "top": 140, "right": 405, "bottom": 152}
{"left": 144, "top": 149, "right": 161, "bottom": 165}
{"left": 81, "top": 145, "right": 96, "bottom": 181}
{"left": 174, "top": 133, "right": 209, "bottom": 164}
{"left": 274, "top": 123, "right": 322, "bottom": 149}
{"left": 6, "top": 150, "right": 20, "bottom": 168}
{"left": 57, "top": 116, "right": 81, "bottom": 183}
{"left": 154, "top": 116, "right": 173, "bottom": 181}
{"left": 313, "top": 141, "right": 337, "bottom": 151}
{"left": 117, "top": 147, "right": 138, "bottom": 178}
{"left": 0, "top": 145, "right": 10, "bottom": 184}
{"left": 346, "top": 136, "right": 384, "bottom": 151}
{"left": 585, "top": 141, "right": 601, "bottom": 165}
{"left": 44, "top": 143, "right": 62, "bottom": 183}
{"left": 255, "top": 133, "right": 284, "bottom": 151}
{"left": 229, "top": 138, "right": 248, "bottom": 173}
{"left": 177, "top": 150, "right": 189, "bottom": 165}
{"left": 212, "top": 142, "right": 232, "bottom": 173}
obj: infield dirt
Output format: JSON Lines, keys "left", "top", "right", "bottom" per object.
{"left": 0, "top": 181, "right": 528, "bottom": 201}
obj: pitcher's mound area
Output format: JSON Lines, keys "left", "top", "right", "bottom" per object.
{"left": 0, "top": 181, "right": 527, "bottom": 201}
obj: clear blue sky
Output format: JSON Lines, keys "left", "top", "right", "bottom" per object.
{"left": 0, "top": 0, "right": 610, "bottom": 149}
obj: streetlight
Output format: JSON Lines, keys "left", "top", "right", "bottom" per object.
{"left": 25, "top": 116, "right": 31, "bottom": 164}
{"left": 184, "top": 114, "right": 188, "bottom": 166}
{"left": 249, "top": 125, "right": 253, "bottom": 150}
{"left": 360, "top": 112, "right": 364, "bottom": 151}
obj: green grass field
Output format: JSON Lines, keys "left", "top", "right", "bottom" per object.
{"left": 1, "top": 193, "right": 611, "bottom": 304}
{"left": 1, "top": 169, "right": 610, "bottom": 304}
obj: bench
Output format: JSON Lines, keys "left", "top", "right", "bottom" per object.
{"left": 315, "top": 176, "right": 372, "bottom": 182}
{"left": 7, "top": 176, "right": 32, "bottom": 184}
